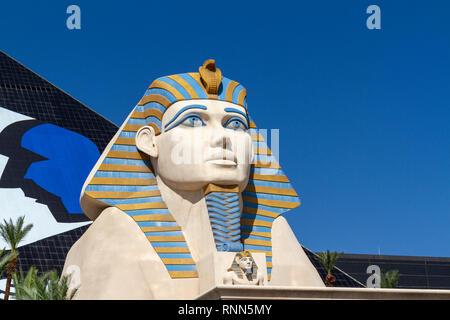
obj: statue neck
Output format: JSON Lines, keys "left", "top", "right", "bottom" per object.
{"left": 155, "top": 175, "right": 205, "bottom": 228}
{"left": 204, "top": 191, "right": 243, "bottom": 252}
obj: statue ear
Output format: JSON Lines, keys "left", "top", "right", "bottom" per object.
{"left": 136, "top": 126, "right": 158, "bottom": 158}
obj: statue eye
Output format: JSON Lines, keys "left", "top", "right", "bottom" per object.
{"left": 224, "top": 117, "right": 248, "bottom": 131}
{"left": 181, "top": 114, "right": 205, "bottom": 127}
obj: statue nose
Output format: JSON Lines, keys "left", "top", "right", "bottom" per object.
{"left": 210, "top": 131, "right": 232, "bottom": 151}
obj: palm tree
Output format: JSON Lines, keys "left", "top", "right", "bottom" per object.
{"left": 0, "top": 216, "right": 33, "bottom": 300}
{"left": 0, "top": 249, "right": 18, "bottom": 278}
{"left": 13, "top": 267, "right": 78, "bottom": 300}
{"left": 381, "top": 269, "right": 400, "bottom": 288}
{"left": 315, "top": 250, "right": 343, "bottom": 287}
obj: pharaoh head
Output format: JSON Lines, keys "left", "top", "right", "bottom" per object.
{"left": 230, "top": 250, "right": 258, "bottom": 278}
{"left": 135, "top": 88, "right": 254, "bottom": 192}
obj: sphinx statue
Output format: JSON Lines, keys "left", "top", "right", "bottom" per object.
{"left": 223, "top": 250, "right": 264, "bottom": 285}
{"left": 62, "top": 60, "right": 324, "bottom": 299}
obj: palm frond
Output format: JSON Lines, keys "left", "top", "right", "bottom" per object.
{"left": 315, "top": 250, "right": 344, "bottom": 275}
{"left": 13, "top": 266, "right": 39, "bottom": 300}
{"left": 0, "top": 216, "right": 33, "bottom": 252}
{"left": 381, "top": 269, "right": 400, "bottom": 288}
{"left": 13, "top": 267, "right": 78, "bottom": 300}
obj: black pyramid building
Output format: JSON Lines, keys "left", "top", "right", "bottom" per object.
{"left": 0, "top": 50, "right": 117, "bottom": 296}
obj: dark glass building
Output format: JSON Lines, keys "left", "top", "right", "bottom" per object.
{"left": 0, "top": 50, "right": 116, "bottom": 296}
{"left": 336, "top": 253, "right": 450, "bottom": 290}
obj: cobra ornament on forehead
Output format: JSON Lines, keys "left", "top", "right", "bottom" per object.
{"left": 82, "top": 59, "right": 301, "bottom": 281}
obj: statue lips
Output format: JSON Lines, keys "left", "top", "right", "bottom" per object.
{"left": 205, "top": 149, "right": 237, "bottom": 166}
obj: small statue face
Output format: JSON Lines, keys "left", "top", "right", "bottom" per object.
{"left": 237, "top": 256, "right": 253, "bottom": 272}
{"left": 137, "top": 99, "right": 254, "bottom": 191}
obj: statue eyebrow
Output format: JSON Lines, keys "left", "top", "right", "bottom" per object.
{"left": 224, "top": 107, "right": 249, "bottom": 122}
{"left": 164, "top": 104, "right": 207, "bottom": 129}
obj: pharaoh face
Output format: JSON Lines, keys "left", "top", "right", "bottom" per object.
{"left": 236, "top": 256, "right": 253, "bottom": 272}
{"left": 136, "top": 99, "right": 254, "bottom": 191}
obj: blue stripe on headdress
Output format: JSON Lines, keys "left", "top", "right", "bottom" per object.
{"left": 158, "top": 77, "right": 191, "bottom": 99}
{"left": 218, "top": 77, "right": 232, "bottom": 100}
{"left": 178, "top": 74, "right": 209, "bottom": 99}
{"left": 232, "top": 84, "right": 245, "bottom": 104}
{"left": 144, "top": 88, "right": 178, "bottom": 103}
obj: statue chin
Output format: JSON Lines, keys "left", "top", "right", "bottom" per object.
{"left": 154, "top": 164, "right": 251, "bottom": 192}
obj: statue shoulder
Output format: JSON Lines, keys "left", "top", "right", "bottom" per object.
{"left": 271, "top": 214, "right": 306, "bottom": 257}
{"left": 272, "top": 215, "right": 289, "bottom": 229}
{"left": 73, "top": 206, "right": 147, "bottom": 251}
{"left": 271, "top": 215, "right": 297, "bottom": 241}
{"left": 270, "top": 215, "right": 325, "bottom": 287}
{"left": 63, "top": 207, "right": 165, "bottom": 299}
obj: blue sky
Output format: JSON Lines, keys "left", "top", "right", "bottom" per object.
{"left": 1, "top": 0, "right": 449, "bottom": 257}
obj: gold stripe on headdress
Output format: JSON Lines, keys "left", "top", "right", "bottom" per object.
{"left": 89, "top": 177, "right": 157, "bottom": 186}
{"left": 242, "top": 238, "right": 272, "bottom": 247}
{"left": 141, "top": 226, "right": 181, "bottom": 232}
{"left": 167, "top": 75, "right": 199, "bottom": 99}
{"left": 249, "top": 173, "right": 290, "bottom": 183}
{"left": 106, "top": 150, "right": 149, "bottom": 160}
{"left": 245, "top": 185, "right": 298, "bottom": 197}
{"left": 237, "top": 89, "right": 247, "bottom": 106}
{"left": 98, "top": 163, "right": 152, "bottom": 173}
{"left": 116, "top": 202, "right": 168, "bottom": 211}
{"left": 241, "top": 230, "right": 271, "bottom": 238}
{"left": 138, "top": 94, "right": 172, "bottom": 108}
{"left": 242, "top": 196, "right": 299, "bottom": 209}
{"left": 241, "top": 219, "right": 273, "bottom": 228}
{"left": 154, "top": 247, "right": 191, "bottom": 253}
{"left": 85, "top": 190, "right": 160, "bottom": 199}
{"left": 123, "top": 123, "right": 160, "bottom": 135}
{"left": 225, "top": 81, "right": 239, "bottom": 102}
{"left": 131, "top": 109, "right": 164, "bottom": 120}
{"left": 242, "top": 206, "right": 280, "bottom": 219}
{"left": 132, "top": 215, "right": 176, "bottom": 222}
{"left": 150, "top": 80, "right": 185, "bottom": 100}
{"left": 169, "top": 271, "right": 198, "bottom": 278}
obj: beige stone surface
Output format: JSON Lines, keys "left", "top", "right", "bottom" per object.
{"left": 197, "top": 285, "right": 450, "bottom": 300}
{"left": 62, "top": 207, "right": 199, "bottom": 300}
{"left": 270, "top": 216, "right": 325, "bottom": 287}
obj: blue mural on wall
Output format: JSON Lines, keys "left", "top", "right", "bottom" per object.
{"left": 0, "top": 119, "right": 100, "bottom": 223}
{"left": 21, "top": 123, "right": 100, "bottom": 214}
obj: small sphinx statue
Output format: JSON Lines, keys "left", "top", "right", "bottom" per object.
{"left": 63, "top": 59, "right": 324, "bottom": 299}
{"left": 223, "top": 250, "right": 264, "bottom": 285}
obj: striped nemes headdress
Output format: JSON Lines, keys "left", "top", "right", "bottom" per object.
{"left": 229, "top": 250, "right": 258, "bottom": 280}
{"left": 82, "top": 59, "right": 301, "bottom": 280}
